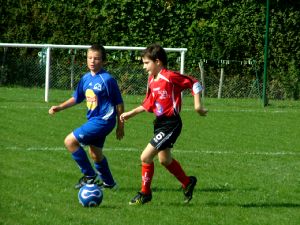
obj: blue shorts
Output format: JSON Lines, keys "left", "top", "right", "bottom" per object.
{"left": 73, "top": 119, "right": 116, "bottom": 148}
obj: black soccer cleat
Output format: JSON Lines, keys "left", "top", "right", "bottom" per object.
{"left": 183, "top": 176, "right": 197, "bottom": 203}
{"left": 74, "top": 175, "right": 102, "bottom": 189}
{"left": 129, "top": 192, "right": 152, "bottom": 205}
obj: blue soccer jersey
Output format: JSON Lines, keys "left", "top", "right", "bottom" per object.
{"left": 73, "top": 69, "right": 123, "bottom": 122}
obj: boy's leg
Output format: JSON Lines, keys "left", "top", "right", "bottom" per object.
{"left": 72, "top": 146, "right": 96, "bottom": 176}
{"left": 164, "top": 158, "right": 190, "bottom": 188}
{"left": 65, "top": 133, "right": 96, "bottom": 177}
{"left": 89, "top": 145, "right": 117, "bottom": 189}
{"left": 129, "top": 143, "right": 156, "bottom": 205}
{"left": 157, "top": 149, "right": 190, "bottom": 188}
{"left": 161, "top": 154, "right": 197, "bottom": 203}
{"left": 139, "top": 143, "right": 157, "bottom": 194}
{"left": 141, "top": 162, "right": 154, "bottom": 194}
{"left": 71, "top": 119, "right": 117, "bottom": 187}
{"left": 94, "top": 156, "right": 116, "bottom": 186}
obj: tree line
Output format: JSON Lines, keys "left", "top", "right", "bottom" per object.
{"left": 1, "top": 0, "right": 299, "bottom": 99}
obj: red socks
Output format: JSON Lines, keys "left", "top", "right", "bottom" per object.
{"left": 140, "top": 159, "right": 190, "bottom": 194}
{"left": 165, "top": 159, "right": 190, "bottom": 188}
{"left": 141, "top": 162, "right": 154, "bottom": 194}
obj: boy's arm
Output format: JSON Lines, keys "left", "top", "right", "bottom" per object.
{"left": 193, "top": 93, "right": 208, "bottom": 116}
{"left": 116, "top": 103, "right": 125, "bottom": 140}
{"left": 48, "top": 97, "right": 77, "bottom": 115}
{"left": 120, "top": 105, "right": 145, "bottom": 122}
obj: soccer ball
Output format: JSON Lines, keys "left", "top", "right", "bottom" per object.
{"left": 78, "top": 184, "right": 103, "bottom": 207}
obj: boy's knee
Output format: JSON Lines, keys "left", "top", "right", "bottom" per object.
{"left": 64, "top": 135, "right": 71, "bottom": 147}
{"left": 159, "top": 158, "right": 171, "bottom": 167}
{"left": 64, "top": 133, "right": 79, "bottom": 152}
{"left": 140, "top": 155, "right": 153, "bottom": 164}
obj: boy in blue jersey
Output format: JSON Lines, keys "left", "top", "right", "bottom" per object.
{"left": 49, "top": 44, "right": 124, "bottom": 190}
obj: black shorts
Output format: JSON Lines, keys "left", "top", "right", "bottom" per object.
{"left": 150, "top": 115, "right": 182, "bottom": 150}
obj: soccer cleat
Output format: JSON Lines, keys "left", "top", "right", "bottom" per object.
{"left": 101, "top": 182, "right": 119, "bottom": 192}
{"left": 74, "top": 175, "right": 102, "bottom": 189}
{"left": 183, "top": 176, "right": 197, "bottom": 203}
{"left": 129, "top": 192, "right": 152, "bottom": 205}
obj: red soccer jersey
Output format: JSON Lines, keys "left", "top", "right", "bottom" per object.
{"left": 142, "top": 68, "right": 202, "bottom": 117}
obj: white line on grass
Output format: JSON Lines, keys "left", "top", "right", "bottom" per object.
{"left": 5, "top": 146, "right": 300, "bottom": 156}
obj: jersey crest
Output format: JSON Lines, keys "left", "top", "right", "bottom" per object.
{"left": 93, "top": 83, "right": 102, "bottom": 91}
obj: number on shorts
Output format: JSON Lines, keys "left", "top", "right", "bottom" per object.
{"left": 153, "top": 132, "right": 165, "bottom": 143}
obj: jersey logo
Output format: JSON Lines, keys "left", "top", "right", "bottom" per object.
{"left": 79, "top": 134, "right": 85, "bottom": 139}
{"left": 85, "top": 89, "right": 98, "bottom": 110}
{"left": 93, "top": 83, "right": 102, "bottom": 91}
{"left": 155, "top": 102, "right": 164, "bottom": 116}
{"left": 158, "top": 89, "right": 169, "bottom": 99}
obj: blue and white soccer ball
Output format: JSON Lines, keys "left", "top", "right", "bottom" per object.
{"left": 78, "top": 184, "right": 103, "bottom": 207}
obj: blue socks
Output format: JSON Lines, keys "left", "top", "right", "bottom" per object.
{"left": 72, "top": 147, "right": 115, "bottom": 185}
{"left": 94, "top": 157, "right": 115, "bottom": 186}
{"left": 72, "top": 147, "right": 96, "bottom": 177}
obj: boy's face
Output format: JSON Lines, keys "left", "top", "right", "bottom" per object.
{"left": 87, "top": 49, "right": 103, "bottom": 74}
{"left": 142, "top": 56, "right": 161, "bottom": 76}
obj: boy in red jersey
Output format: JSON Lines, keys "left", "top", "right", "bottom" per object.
{"left": 120, "top": 43, "right": 208, "bottom": 205}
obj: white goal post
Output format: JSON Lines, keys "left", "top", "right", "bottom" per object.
{"left": 0, "top": 43, "right": 187, "bottom": 102}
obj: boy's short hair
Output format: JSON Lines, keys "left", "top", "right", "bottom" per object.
{"left": 89, "top": 44, "right": 107, "bottom": 61}
{"left": 141, "top": 43, "right": 168, "bottom": 67}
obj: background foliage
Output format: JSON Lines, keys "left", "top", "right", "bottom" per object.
{"left": 0, "top": 0, "right": 299, "bottom": 99}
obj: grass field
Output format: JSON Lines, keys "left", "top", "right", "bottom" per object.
{"left": 0, "top": 87, "right": 299, "bottom": 225}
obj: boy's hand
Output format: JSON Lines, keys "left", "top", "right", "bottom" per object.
{"left": 48, "top": 106, "right": 61, "bottom": 115}
{"left": 120, "top": 112, "right": 131, "bottom": 122}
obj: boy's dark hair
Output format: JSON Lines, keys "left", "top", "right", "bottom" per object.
{"left": 141, "top": 43, "right": 168, "bottom": 67}
{"left": 89, "top": 44, "right": 107, "bottom": 61}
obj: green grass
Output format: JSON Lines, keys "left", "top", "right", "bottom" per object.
{"left": 0, "top": 87, "right": 300, "bottom": 225}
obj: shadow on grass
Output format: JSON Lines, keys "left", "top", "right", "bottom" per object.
{"left": 200, "top": 186, "right": 233, "bottom": 193}
{"left": 121, "top": 185, "right": 239, "bottom": 193}
{"left": 118, "top": 186, "right": 300, "bottom": 209}
{"left": 199, "top": 184, "right": 258, "bottom": 192}
{"left": 200, "top": 186, "right": 300, "bottom": 208}
{"left": 100, "top": 204, "right": 124, "bottom": 209}
{"left": 240, "top": 202, "right": 300, "bottom": 208}
{"left": 205, "top": 201, "right": 300, "bottom": 208}
{"left": 120, "top": 186, "right": 183, "bottom": 193}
